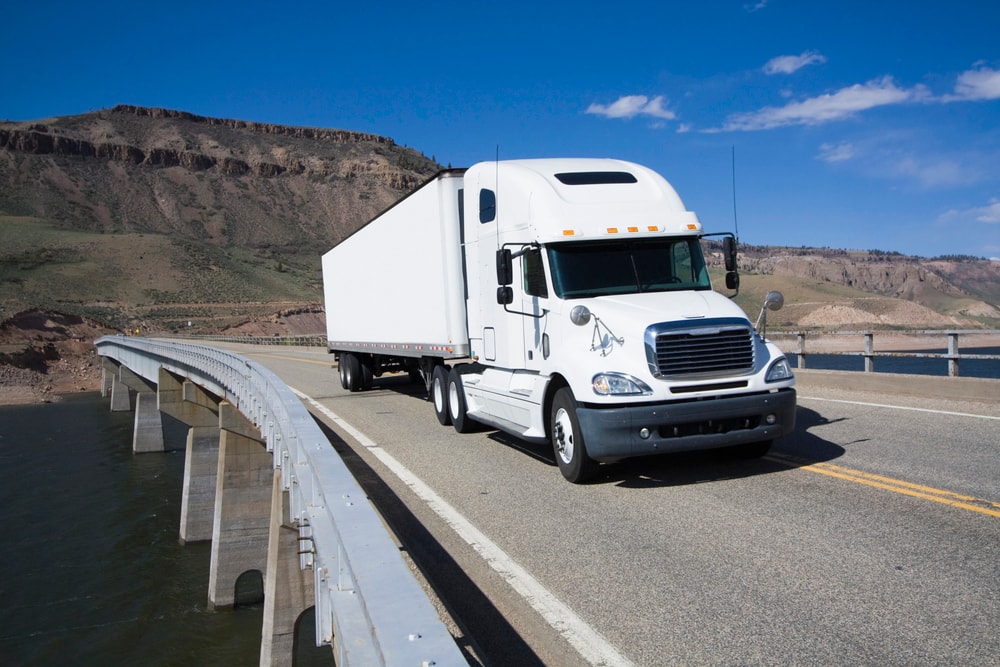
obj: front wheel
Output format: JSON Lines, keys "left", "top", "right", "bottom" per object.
{"left": 550, "top": 387, "right": 599, "bottom": 483}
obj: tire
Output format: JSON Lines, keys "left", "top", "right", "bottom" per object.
{"left": 447, "top": 368, "right": 477, "bottom": 434}
{"left": 431, "top": 365, "right": 451, "bottom": 426}
{"left": 341, "top": 353, "right": 363, "bottom": 392}
{"left": 338, "top": 355, "right": 350, "bottom": 390}
{"left": 360, "top": 357, "right": 374, "bottom": 390}
{"left": 550, "top": 387, "right": 599, "bottom": 483}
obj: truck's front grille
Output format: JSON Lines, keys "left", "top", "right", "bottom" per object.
{"left": 645, "top": 320, "right": 755, "bottom": 379}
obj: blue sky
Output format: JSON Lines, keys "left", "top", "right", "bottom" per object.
{"left": 4, "top": 1, "right": 999, "bottom": 258}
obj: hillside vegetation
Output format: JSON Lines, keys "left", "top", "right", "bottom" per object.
{"left": 2, "top": 105, "right": 999, "bottom": 336}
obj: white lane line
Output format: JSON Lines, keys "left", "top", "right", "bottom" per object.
{"left": 292, "top": 389, "right": 635, "bottom": 667}
{"left": 798, "top": 395, "right": 1000, "bottom": 420}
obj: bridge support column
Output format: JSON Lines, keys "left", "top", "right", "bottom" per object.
{"left": 132, "top": 391, "right": 165, "bottom": 453}
{"left": 109, "top": 376, "right": 131, "bottom": 412}
{"left": 208, "top": 402, "right": 272, "bottom": 610}
{"left": 157, "top": 370, "right": 223, "bottom": 544}
{"left": 260, "top": 469, "right": 315, "bottom": 667}
{"left": 180, "top": 425, "right": 221, "bottom": 543}
{"left": 101, "top": 358, "right": 117, "bottom": 397}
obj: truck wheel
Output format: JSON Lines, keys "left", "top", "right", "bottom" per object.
{"left": 448, "top": 368, "right": 477, "bottom": 434}
{"left": 360, "top": 357, "right": 374, "bottom": 390}
{"left": 550, "top": 387, "right": 599, "bottom": 483}
{"left": 341, "top": 353, "right": 363, "bottom": 392}
{"left": 431, "top": 365, "right": 451, "bottom": 426}
{"left": 338, "top": 356, "right": 350, "bottom": 390}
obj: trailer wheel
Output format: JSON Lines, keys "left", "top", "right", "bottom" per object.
{"left": 448, "top": 368, "right": 477, "bottom": 434}
{"left": 431, "top": 365, "right": 451, "bottom": 426}
{"left": 550, "top": 387, "right": 599, "bottom": 483}
{"left": 338, "top": 356, "right": 350, "bottom": 390}
{"left": 360, "top": 357, "right": 374, "bottom": 390}
{"left": 341, "top": 353, "right": 363, "bottom": 392}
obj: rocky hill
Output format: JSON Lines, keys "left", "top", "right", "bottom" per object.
{"left": 0, "top": 104, "right": 438, "bottom": 248}
{"left": 1, "top": 105, "right": 998, "bottom": 337}
{"left": 724, "top": 246, "right": 1000, "bottom": 329}
{"left": 0, "top": 105, "right": 440, "bottom": 332}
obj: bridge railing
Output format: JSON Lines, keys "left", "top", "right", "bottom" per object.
{"left": 94, "top": 335, "right": 464, "bottom": 666}
{"left": 769, "top": 329, "right": 1000, "bottom": 377}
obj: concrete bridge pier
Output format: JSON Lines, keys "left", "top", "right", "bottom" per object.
{"left": 107, "top": 363, "right": 165, "bottom": 453}
{"left": 156, "top": 370, "right": 222, "bottom": 544}
{"left": 208, "top": 402, "right": 273, "bottom": 611}
{"left": 102, "top": 358, "right": 133, "bottom": 412}
{"left": 260, "top": 469, "right": 315, "bottom": 667}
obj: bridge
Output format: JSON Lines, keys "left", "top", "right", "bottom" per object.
{"left": 95, "top": 335, "right": 467, "bottom": 667}
{"left": 97, "top": 335, "right": 1000, "bottom": 666}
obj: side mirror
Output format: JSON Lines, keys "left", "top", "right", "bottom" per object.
{"left": 725, "top": 271, "right": 740, "bottom": 291}
{"left": 754, "top": 290, "right": 784, "bottom": 337}
{"left": 496, "top": 248, "right": 513, "bottom": 286}
{"left": 723, "top": 236, "right": 737, "bottom": 272}
{"left": 497, "top": 286, "right": 514, "bottom": 305}
{"left": 763, "top": 290, "right": 784, "bottom": 312}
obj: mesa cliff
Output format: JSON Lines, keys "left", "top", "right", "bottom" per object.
{"left": 0, "top": 104, "right": 437, "bottom": 248}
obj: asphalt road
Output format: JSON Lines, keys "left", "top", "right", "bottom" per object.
{"left": 218, "top": 343, "right": 999, "bottom": 666}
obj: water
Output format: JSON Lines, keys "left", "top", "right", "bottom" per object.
{"left": 0, "top": 393, "right": 323, "bottom": 666}
{"left": 786, "top": 346, "right": 1000, "bottom": 379}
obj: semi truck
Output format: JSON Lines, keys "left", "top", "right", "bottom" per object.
{"left": 321, "top": 158, "right": 796, "bottom": 483}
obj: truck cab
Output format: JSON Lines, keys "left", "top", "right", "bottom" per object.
{"left": 450, "top": 159, "right": 795, "bottom": 481}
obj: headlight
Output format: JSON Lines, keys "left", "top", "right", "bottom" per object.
{"left": 765, "top": 358, "right": 794, "bottom": 382}
{"left": 592, "top": 372, "right": 653, "bottom": 396}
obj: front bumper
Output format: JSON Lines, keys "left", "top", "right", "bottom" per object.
{"left": 575, "top": 388, "right": 796, "bottom": 461}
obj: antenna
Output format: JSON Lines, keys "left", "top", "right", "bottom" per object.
{"left": 731, "top": 145, "right": 740, "bottom": 242}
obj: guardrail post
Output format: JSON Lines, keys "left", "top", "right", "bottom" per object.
{"left": 796, "top": 332, "right": 806, "bottom": 369}
{"left": 863, "top": 332, "right": 874, "bottom": 373}
{"left": 948, "top": 332, "right": 960, "bottom": 377}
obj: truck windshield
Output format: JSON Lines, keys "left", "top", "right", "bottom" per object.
{"left": 547, "top": 238, "right": 710, "bottom": 299}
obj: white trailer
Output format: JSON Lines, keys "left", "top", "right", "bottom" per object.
{"left": 322, "top": 158, "right": 796, "bottom": 482}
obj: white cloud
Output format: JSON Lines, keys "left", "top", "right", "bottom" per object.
{"left": 939, "top": 198, "right": 1000, "bottom": 224}
{"left": 764, "top": 51, "right": 827, "bottom": 75}
{"left": 817, "top": 142, "right": 854, "bottom": 163}
{"left": 718, "top": 76, "right": 914, "bottom": 131}
{"left": 944, "top": 65, "right": 1000, "bottom": 101}
{"left": 586, "top": 95, "right": 677, "bottom": 121}
{"left": 745, "top": 0, "right": 768, "bottom": 11}
{"left": 892, "top": 156, "right": 966, "bottom": 188}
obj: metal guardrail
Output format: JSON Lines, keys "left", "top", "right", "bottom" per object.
{"left": 94, "top": 336, "right": 464, "bottom": 666}
{"left": 770, "top": 330, "right": 1000, "bottom": 377}
{"left": 157, "top": 333, "right": 328, "bottom": 347}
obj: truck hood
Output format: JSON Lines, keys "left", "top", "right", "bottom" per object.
{"left": 583, "top": 290, "right": 751, "bottom": 326}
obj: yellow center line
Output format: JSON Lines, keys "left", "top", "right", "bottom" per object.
{"left": 245, "top": 352, "right": 336, "bottom": 367}
{"left": 768, "top": 454, "right": 1000, "bottom": 518}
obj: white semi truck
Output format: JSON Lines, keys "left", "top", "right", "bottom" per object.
{"left": 322, "top": 158, "right": 796, "bottom": 482}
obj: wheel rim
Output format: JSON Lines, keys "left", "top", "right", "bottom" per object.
{"left": 553, "top": 407, "right": 575, "bottom": 464}
{"left": 433, "top": 377, "right": 445, "bottom": 414}
{"left": 448, "top": 381, "right": 461, "bottom": 420}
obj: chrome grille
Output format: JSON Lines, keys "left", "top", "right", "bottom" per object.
{"left": 648, "top": 322, "right": 755, "bottom": 378}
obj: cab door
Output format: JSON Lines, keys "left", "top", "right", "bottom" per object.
{"left": 520, "top": 246, "right": 550, "bottom": 370}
